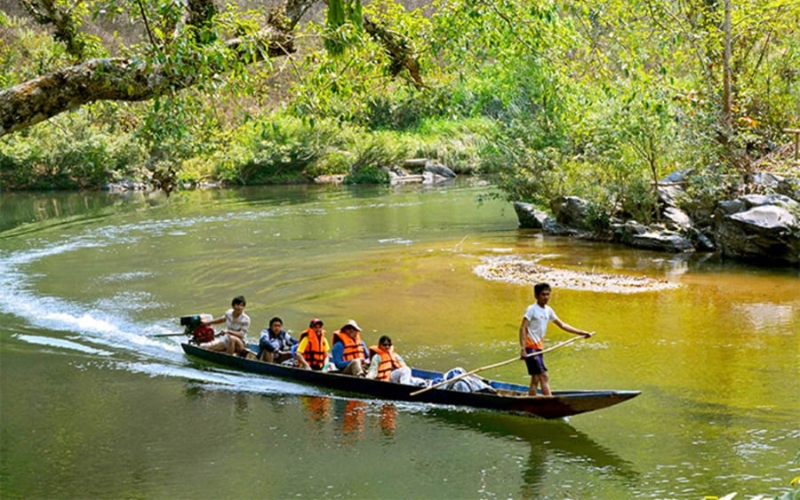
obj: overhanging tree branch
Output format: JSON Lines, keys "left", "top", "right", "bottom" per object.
{"left": 0, "top": 27, "right": 295, "bottom": 136}
{"left": 363, "top": 14, "right": 424, "bottom": 89}
{"left": 1, "top": 0, "right": 425, "bottom": 138}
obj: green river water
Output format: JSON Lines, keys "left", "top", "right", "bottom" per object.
{"left": 0, "top": 181, "right": 798, "bottom": 499}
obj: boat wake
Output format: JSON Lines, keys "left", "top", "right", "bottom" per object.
{"left": 0, "top": 226, "right": 321, "bottom": 398}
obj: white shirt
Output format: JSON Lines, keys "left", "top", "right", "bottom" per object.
{"left": 523, "top": 303, "right": 559, "bottom": 349}
{"left": 224, "top": 309, "right": 250, "bottom": 342}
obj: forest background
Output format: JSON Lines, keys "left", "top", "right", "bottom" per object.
{"left": 1, "top": 0, "right": 798, "bottom": 227}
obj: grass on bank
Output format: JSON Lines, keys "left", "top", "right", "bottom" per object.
{"left": 0, "top": 107, "right": 497, "bottom": 190}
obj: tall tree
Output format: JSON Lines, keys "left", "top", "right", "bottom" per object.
{"left": 0, "top": 0, "right": 423, "bottom": 137}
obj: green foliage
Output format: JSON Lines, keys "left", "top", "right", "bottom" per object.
{"left": 343, "top": 165, "right": 390, "bottom": 184}
{"left": 324, "top": 0, "right": 363, "bottom": 55}
{"left": 0, "top": 112, "right": 144, "bottom": 190}
{"left": 209, "top": 115, "right": 348, "bottom": 184}
{"left": 0, "top": 17, "right": 72, "bottom": 87}
{"left": 360, "top": 86, "right": 451, "bottom": 131}
{"left": 2, "top": 0, "right": 799, "bottom": 211}
{"left": 681, "top": 165, "right": 738, "bottom": 222}
{"left": 347, "top": 132, "right": 406, "bottom": 183}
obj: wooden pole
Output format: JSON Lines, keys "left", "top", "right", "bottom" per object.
{"left": 409, "top": 335, "right": 589, "bottom": 397}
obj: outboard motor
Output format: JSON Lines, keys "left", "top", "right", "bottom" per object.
{"left": 180, "top": 314, "right": 216, "bottom": 344}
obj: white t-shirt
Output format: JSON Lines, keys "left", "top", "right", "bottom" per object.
{"left": 523, "top": 303, "right": 559, "bottom": 349}
{"left": 224, "top": 309, "right": 250, "bottom": 342}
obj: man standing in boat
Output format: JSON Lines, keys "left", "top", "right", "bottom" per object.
{"left": 201, "top": 295, "right": 250, "bottom": 356}
{"left": 520, "top": 283, "right": 593, "bottom": 396}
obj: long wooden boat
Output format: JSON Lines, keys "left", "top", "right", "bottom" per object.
{"left": 181, "top": 342, "right": 640, "bottom": 419}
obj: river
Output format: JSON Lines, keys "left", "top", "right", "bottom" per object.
{"left": 1, "top": 181, "right": 798, "bottom": 499}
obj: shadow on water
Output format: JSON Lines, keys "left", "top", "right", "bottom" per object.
{"left": 282, "top": 392, "right": 639, "bottom": 498}
{"left": 427, "top": 408, "right": 640, "bottom": 496}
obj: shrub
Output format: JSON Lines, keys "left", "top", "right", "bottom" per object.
{"left": 215, "top": 116, "right": 348, "bottom": 184}
{"left": 0, "top": 116, "right": 145, "bottom": 190}
{"left": 344, "top": 165, "right": 390, "bottom": 184}
{"left": 344, "top": 133, "right": 406, "bottom": 184}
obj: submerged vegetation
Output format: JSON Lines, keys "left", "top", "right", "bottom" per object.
{"left": 1, "top": 0, "right": 798, "bottom": 222}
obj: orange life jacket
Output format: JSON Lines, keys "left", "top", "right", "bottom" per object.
{"left": 369, "top": 345, "right": 402, "bottom": 381}
{"left": 333, "top": 331, "right": 367, "bottom": 361}
{"left": 299, "top": 328, "right": 328, "bottom": 370}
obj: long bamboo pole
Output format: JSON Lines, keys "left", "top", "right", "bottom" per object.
{"left": 409, "top": 335, "right": 589, "bottom": 397}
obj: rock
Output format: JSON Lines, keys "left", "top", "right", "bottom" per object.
{"left": 658, "top": 184, "right": 684, "bottom": 207}
{"left": 630, "top": 230, "right": 695, "bottom": 253}
{"left": 390, "top": 174, "right": 423, "bottom": 185}
{"left": 550, "top": 196, "right": 590, "bottom": 229}
{"left": 424, "top": 161, "right": 457, "bottom": 179}
{"left": 716, "top": 198, "right": 747, "bottom": 216}
{"left": 615, "top": 220, "right": 694, "bottom": 252}
{"left": 662, "top": 206, "right": 692, "bottom": 230}
{"left": 618, "top": 221, "right": 648, "bottom": 245}
{"left": 715, "top": 195, "right": 800, "bottom": 266}
{"left": 513, "top": 202, "right": 554, "bottom": 230}
{"left": 740, "top": 194, "right": 796, "bottom": 210}
{"left": 777, "top": 177, "right": 800, "bottom": 199}
{"left": 314, "top": 175, "right": 345, "bottom": 184}
{"left": 388, "top": 165, "right": 410, "bottom": 177}
{"left": 660, "top": 168, "right": 694, "bottom": 184}
{"left": 749, "top": 171, "right": 783, "bottom": 192}
{"left": 746, "top": 172, "right": 799, "bottom": 199}
{"left": 101, "top": 179, "right": 148, "bottom": 192}
{"left": 422, "top": 171, "right": 450, "bottom": 184}
{"left": 402, "top": 158, "right": 429, "bottom": 172}
{"left": 687, "top": 228, "right": 716, "bottom": 252}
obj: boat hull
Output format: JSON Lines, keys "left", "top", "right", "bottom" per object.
{"left": 181, "top": 343, "right": 640, "bottom": 419}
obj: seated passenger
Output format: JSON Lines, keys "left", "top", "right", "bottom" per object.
{"left": 331, "top": 319, "right": 370, "bottom": 376}
{"left": 200, "top": 295, "right": 250, "bottom": 356}
{"left": 367, "top": 335, "right": 416, "bottom": 384}
{"left": 258, "top": 316, "right": 298, "bottom": 363}
{"left": 295, "top": 318, "right": 331, "bottom": 371}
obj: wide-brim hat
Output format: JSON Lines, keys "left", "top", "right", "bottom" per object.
{"left": 342, "top": 319, "right": 362, "bottom": 332}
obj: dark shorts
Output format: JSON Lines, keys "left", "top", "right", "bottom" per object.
{"left": 524, "top": 348, "right": 547, "bottom": 376}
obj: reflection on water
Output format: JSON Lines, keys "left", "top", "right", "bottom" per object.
{"left": 294, "top": 394, "right": 636, "bottom": 499}
{"left": 736, "top": 301, "right": 796, "bottom": 332}
{"left": 300, "top": 396, "right": 398, "bottom": 443}
{"left": 427, "top": 409, "right": 638, "bottom": 498}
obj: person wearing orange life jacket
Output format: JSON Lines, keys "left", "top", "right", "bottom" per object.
{"left": 295, "top": 318, "right": 331, "bottom": 370}
{"left": 366, "top": 335, "right": 416, "bottom": 384}
{"left": 331, "top": 319, "right": 370, "bottom": 376}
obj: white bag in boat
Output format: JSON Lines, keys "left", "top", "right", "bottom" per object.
{"left": 442, "top": 367, "right": 496, "bottom": 393}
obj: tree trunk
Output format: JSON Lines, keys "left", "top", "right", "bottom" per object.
{"left": 0, "top": 0, "right": 424, "bottom": 138}
{"left": 0, "top": 29, "right": 294, "bottom": 137}
{"left": 721, "top": 0, "right": 733, "bottom": 133}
